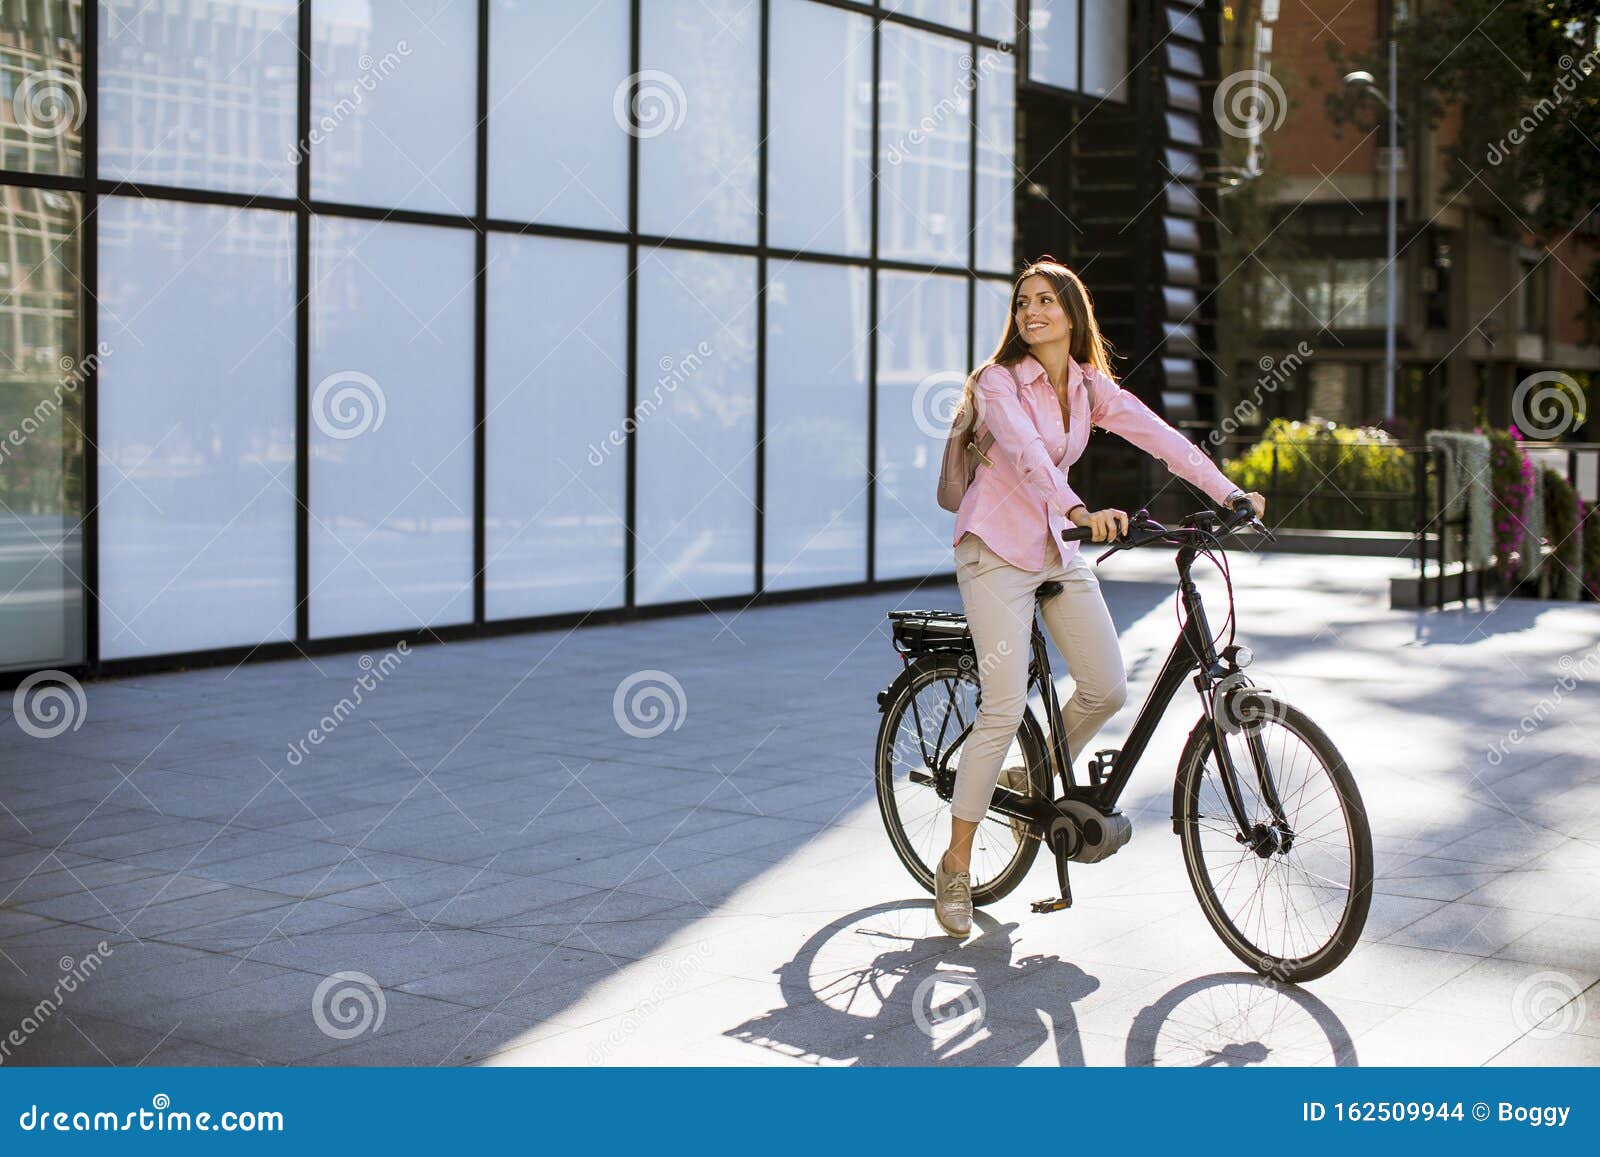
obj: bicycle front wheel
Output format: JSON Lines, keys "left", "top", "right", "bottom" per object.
{"left": 1175, "top": 692, "right": 1373, "bottom": 983}
{"left": 874, "top": 657, "right": 1050, "bottom": 905}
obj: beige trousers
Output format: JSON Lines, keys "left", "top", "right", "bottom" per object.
{"left": 950, "top": 530, "right": 1128, "bottom": 822}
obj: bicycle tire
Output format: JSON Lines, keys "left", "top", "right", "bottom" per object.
{"left": 874, "top": 656, "right": 1051, "bottom": 905}
{"left": 1175, "top": 693, "right": 1373, "bottom": 983}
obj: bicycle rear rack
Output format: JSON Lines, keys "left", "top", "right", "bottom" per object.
{"left": 886, "top": 609, "right": 973, "bottom": 658}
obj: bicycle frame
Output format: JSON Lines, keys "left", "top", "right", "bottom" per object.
{"left": 976, "top": 534, "right": 1280, "bottom": 844}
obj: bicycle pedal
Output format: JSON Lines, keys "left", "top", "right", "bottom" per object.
{"left": 1030, "top": 896, "right": 1073, "bottom": 914}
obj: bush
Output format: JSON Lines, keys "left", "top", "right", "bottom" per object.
{"left": 1221, "top": 418, "right": 1413, "bottom": 531}
{"left": 1541, "top": 467, "right": 1582, "bottom": 600}
{"left": 1582, "top": 500, "right": 1600, "bottom": 601}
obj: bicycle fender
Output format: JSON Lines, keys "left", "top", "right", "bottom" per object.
{"left": 875, "top": 653, "right": 959, "bottom": 713}
{"left": 1171, "top": 714, "right": 1211, "bottom": 834}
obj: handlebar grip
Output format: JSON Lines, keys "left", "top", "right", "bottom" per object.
{"left": 1061, "top": 525, "right": 1097, "bottom": 542}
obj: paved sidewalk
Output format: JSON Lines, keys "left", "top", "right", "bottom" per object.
{"left": 2, "top": 551, "right": 1597, "bottom": 1066}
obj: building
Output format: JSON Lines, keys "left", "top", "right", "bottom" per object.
{"left": 1, "top": 0, "right": 1224, "bottom": 679}
{"left": 1220, "top": 0, "right": 1600, "bottom": 438}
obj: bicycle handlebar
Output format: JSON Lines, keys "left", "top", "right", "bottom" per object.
{"left": 1061, "top": 496, "right": 1275, "bottom": 560}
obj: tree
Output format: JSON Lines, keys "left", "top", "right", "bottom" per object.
{"left": 1327, "top": 2, "right": 1600, "bottom": 332}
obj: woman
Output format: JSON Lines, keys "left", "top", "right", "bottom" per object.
{"left": 935, "top": 257, "right": 1266, "bottom": 937}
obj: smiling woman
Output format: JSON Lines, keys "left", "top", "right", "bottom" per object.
{"left": 931, "top": 255, "right": 1263, "bottom": 936}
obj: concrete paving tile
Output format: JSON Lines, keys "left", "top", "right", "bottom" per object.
{"left": 1348, "top": 1005, "right": 1534, "bottom": 1065}
{"left": 1496, "top": 914, "right": 1600, "bottom": 972}
{"left": 1483, "top": 1029, "right": 1600, "bottom": 1064}
{"left": 394, "top": 942, "right": 617, "bottom": 1007}
{"left": 310, "top": 1010, "right": 563, "bottom": 1066}
{"left": 1383, "top": 900, "right": 1553, "bottom": 957}
{"left": 236, "top": 928, "right": 533, "bottom": 987}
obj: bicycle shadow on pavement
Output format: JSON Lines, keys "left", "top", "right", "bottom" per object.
{"left": 722, "top": 903, "right": 1358, "bottom": 1067}
{"left": 1123, "top": 971, "right": 1358, "bottom": 1066}
{"left": 723, "top": 900, "right": 1100, "bottom": 1066}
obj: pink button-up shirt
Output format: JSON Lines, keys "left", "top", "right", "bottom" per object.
{"left": 951, "top": 352, "right": 1239, "bottom": 572}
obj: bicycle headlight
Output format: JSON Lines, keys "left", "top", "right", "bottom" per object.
{"left": 1223, "top": 644, "right": 1253, "bottom": 670}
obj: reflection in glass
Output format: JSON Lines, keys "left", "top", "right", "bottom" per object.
{"left": 883, "top": 0, "right": 973, "bottom": 31}
{"left": 638, "top": 0, "right": 758, "bottom": 246}
{"left": 96, "top": 198, "right": 296, "bottom": 660}
{"left": 0, "top": 0, "right": 84, "bottom": 175}
{"left": 764, "top": 261, "right": 869, "bottom": 591}
{"left": 1027, "top": 0, "right": 1079, "bottom": 92}
{"left": 99, "top": 0, "right": 299, "bottom": 195}
{"left": 974, "top": 277, "right": 1014, "bottom": 351}
{"left": 0, "top": 186, "right": 82, "bottom": 670}
{"left": 879, "top": 23, "right": 970, "bottom": 266}
{"left": 1081, "top": 0, "right": 1129, "bottom": 101}
{"left": 634, "top": 249, "right": 757, "bottom": 604}
{"left": 979, "top": 0, "right": 1016, "bottom": 41}
{"left": 875, "top": 271, "right": 968, "bottom": 579}
{"left": 767, "top": 0, "right": 872, "bottom": 257}
{"left": 975, "top": 46, "right": 1015, "bottom": 273}
{"left": 309, "top": 218, "right": 475, "bottom": 636}
{"left": 488, "top": 0, "right": 629, "bottom": 229}
{"left": 311, "top": 0, "right": 476, "bottom": 215}
{"left": 485, "top": 234, "right": 627, "bottom": 618}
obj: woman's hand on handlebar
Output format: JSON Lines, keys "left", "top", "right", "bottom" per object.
{"left": 1069, "top": 504, "right": 1130, "bottom": 543}
{"left": 1240, "top": 491, "right": 1267, "bottom": 519}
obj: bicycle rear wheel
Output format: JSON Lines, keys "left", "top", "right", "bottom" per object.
{"left": 874, "top": 657, "right": 1050, "bottom": 905}
{"left": 1175, "top": 692, "right": 1372, "bottom": 983}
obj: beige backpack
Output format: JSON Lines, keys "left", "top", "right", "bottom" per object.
{"left": 935, "top": 360, "right": 1097, "bottom": 513}
{"left": 935, "top": 362, "right": 1016, "bottom": 513}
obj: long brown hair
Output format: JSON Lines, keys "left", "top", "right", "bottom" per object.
{"left": 952, "top": 256, "right": 1117, "bottom": 433}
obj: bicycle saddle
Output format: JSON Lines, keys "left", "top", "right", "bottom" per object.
{"left": 1035, "top": 580, "right": 1063, "bottom": 600}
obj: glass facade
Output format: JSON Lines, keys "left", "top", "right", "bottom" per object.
{"left": 0, "top": 0, "right": 1023, "bottom": 673}
{"left": 1027, "top": 0, "right": 1129, "bottom": 100}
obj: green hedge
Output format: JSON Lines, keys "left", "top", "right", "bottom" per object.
{"left": 1542, "top": 467, "right": 1583, "bottom": 601}
{"left": 1583, "top": 501, "right": 1600, "bottom": 601}
{"left": 1220, "top": 419, "right": 1413, "bottom": 532}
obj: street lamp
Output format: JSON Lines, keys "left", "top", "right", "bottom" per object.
{"left": 1344, "top": 39, "right": 1402, "bottom": 423}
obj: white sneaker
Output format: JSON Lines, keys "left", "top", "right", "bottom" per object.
{"left": 934, "top": 852, "right": 972, "bottom": 937}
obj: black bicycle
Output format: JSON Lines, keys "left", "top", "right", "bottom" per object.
{"left": 873, "top": 497, "right": 1373, "bottom": 982}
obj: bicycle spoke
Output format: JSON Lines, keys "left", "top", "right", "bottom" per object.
{"left": 1187, "top": 708, "right": 1359, "bottom": 967}
{"left": 881, "top": 668, "right": 1033, "bottom": 898}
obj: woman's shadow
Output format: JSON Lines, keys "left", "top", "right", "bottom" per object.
{"left": 723, "top": 900, "right": 1099, "bottom": 1066}
{"left": 723, "top": 901, "right": 1358, "bottom": 1066}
